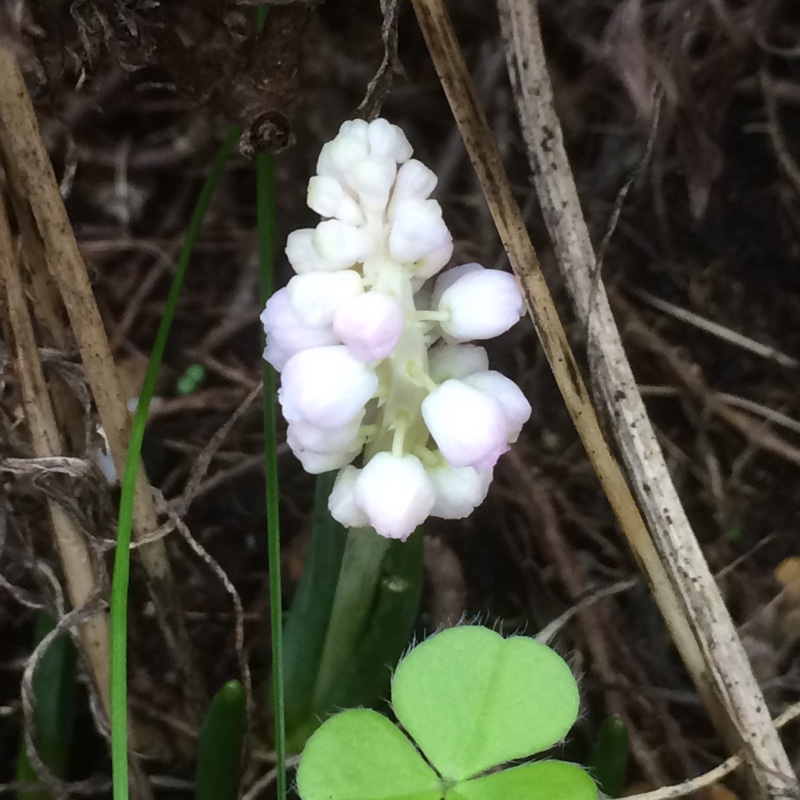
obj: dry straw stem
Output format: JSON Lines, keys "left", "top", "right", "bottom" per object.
{"left": 0, "top": 46, "right": 207, "bottom": 719}
{"left": 411, "top": 0, "right": 794, "bottom": 797}
{"left": 0, "top": 193, "right": 152, "bottom": 799}
{"left": 497, "top": 3, "right": 794, "bottom": 795}
{"left": 0, "top": 189, "right": 113, "bottom": 718}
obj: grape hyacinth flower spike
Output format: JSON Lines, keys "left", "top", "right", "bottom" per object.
{"left": 261, "top": 118, "right": 531, "bottom": 540}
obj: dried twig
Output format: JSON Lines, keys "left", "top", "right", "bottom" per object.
{"left": 409, "top": 0, "right": 795, "bottom": 797}
{"left": 0, "top": 192, "right": 152, "bottom": 800}
{"left": 0, "top": 45, "right": 207, "bottom": 720}
{"left": 496, "top": 2, "right": 794, "bottom": 797}
{"left": 0, "top": 189, "right": 113, "bottom": 717}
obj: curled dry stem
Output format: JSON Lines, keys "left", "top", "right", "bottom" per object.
{"left": 410, "top": 0, "right": 795, "bottom": 797}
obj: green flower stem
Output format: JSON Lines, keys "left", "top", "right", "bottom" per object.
{"left": 311, "top": 527, "right": 390, "bottom": 709}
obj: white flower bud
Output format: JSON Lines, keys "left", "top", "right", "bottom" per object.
{"left": 317, "top": 122, "right": 370, "bottom": 180}
{"left": 260, "top": 288, "right": 338, "bottom": 371}
{"left": 313, "top": 219, "right": 374, "bottom": 270}
{"left": 389, "top": 198, "right": 453, "bottom": 269}
{"left": 291, "top": 442, "right": 360, "bottom": 475}
{"left": 462, "top": 371, "right": 531, "bottom": 444}
{"left": 329, "top": 466, "right": 369, "bottom": 527}
{"left": 285, "top": 229, "right": 331, "bottom": 274}
{"left": 389, "top": 159, "right": 438, "bottom": 208}
{"left": 287, "top": 270, "right": 364, "bottom": 328}
{"left": 421, "top": 379, "right": 510, "bottom": 469}
{"left": 354, "top": 453, "right": 435, "bottom": 540}
{"left": 279, "top": 346, "right": 378, "bottom": 428}
{"left": 414, "top": 239, "right": 454, "bottom": 280}
{"left": 333, "top": 290, "right": 404, "bottom": 362}
{"left": 287, "top": 410, "right": 364, "bottom": 455}
{"left": 435, "top": 265, "right": 524, "bottom": 341}
{"left": 428, "top": 462, "right": 493, "bottom": 519}
{"left": 368, "top": 118, "right": 413, "bottom": 163}
{"left": 345, "top": 155, "right": 397, "bottom": 214}
{"left": 428, "top": 343, "right": 489, "bottom": 382}
{"left": 307, "top": 176, "right": 364, "bottom": 226}
{"left": 432, "top": 262, "right": 483, "bottom": 306}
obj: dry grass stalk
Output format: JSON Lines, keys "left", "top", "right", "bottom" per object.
{"left": 0, "top": 45, "right": 207, "bottom": 720}
{"left": 410, "top": 0, "right": 794, "bottom": 796}
{"left": 0, "top": 189, "right": 113, "bottom": 718}
{"left": 0, "top": 193, "right": 153, "bottom": 799}
{"left": 496, "top": 1, "right": 794, "bottom": 796}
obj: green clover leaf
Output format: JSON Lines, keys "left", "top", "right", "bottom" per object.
{"left": 296, "top": 626, "right": 596, "bottom": 800}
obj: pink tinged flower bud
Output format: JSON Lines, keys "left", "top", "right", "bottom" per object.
{"left": 290, "top": 442, "right": 360, "bottom": 475}
{"left": 462, "top": 371, "right": 531, "bottom": 444}
{"left": 333, "top": 291, "right": 404, "bottom": 362}
{"left": 345, "top": 156, "right": 397, "bottom": 213}
{"left": 428, "top": 343, "right": 490, "bottom": 382}
{"left": 260, "top": 288, "right": 338, "bottom": 371}
{"left": 287, "top": 270, "right": 363, "bottom": 328}
{"left": 313, "top": 220, "right": 374, "bottom": 270}
{"left": 389, "top": 198, "right": 453, "bottom": 268}
{"left": 354, "top": 453, "right": 435, "bottom": 540}
{"left": 421, "top": 379, "right": 510, "bottom": 470}
{"left": 435, "top": 265, "right": 525, "bottom": 341}
{"left": 367, "top": 119, "right": 413, "bottom": 163}
{"left": 329, "top": 466, "right": 369, "bottom": 527}
{"left": 279, "top": 346, "right": 378, "bottom": 428}
{"left": 287, "top": 410, "right": 364, "bottom": 455}
{"left": 307, "top": 176, "right": 364, "bottom": 226}
{"left": 390, "top": 160, "right": 438, "bottom": 208}
{"left": 428, "top": 463, "right": 493, "bottom": 519}
{"left": 285, "top": 229, "right": 330, "bottom": 274}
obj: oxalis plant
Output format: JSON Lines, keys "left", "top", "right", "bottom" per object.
{"left": 297, "top": 626, "right": 596, "bottom": 800}
{"left": 261, "top": 119, "right": 598, "bottom": 799}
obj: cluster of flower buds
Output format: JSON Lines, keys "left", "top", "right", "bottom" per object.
{"left": 261, "top": 119, "right": 531, "bottom": 540}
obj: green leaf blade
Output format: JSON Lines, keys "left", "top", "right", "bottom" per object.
{"left": 391, "top": 627, "right": 580, "bottom": 782}
{"left": 447, "top": 761, "right": 596, "bottom": 800}
{"left": 195, "top": 680, "right": 247, "bottom": 800}
{"left": 588, "top": 716, "right": 629, "bottom": 798}
{"left": 296, "top": 709, "right": 442, "bottom": 800}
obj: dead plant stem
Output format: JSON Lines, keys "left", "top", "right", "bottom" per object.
{"left": 0, "top": 46, "right": 207, "bottom": 721}
{"left": 410, "top": 0, "right": 794, "bottom": 796}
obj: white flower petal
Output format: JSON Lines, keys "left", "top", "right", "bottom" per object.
{"left": 329, "top": 466, "right": 369, "bottom": 527}
{"left": 287, "top": 411, "right": 364, "bottom": 455}
{"left": 260, "top": 288, "right": 338, "bottom": 371}
{"left": 462, "top": 371, "right": 531, "bottom": 443}
{"left": 368, "top": 118, "right": 413, "bottom": 163}
{"left": 354, "top": 453, "right": 435, "bottom": 540}
{"left": 389, "top": 198, "right": 452, "bottom": 267}
{"left": 431, "top": 262, "right": 483, "bottom": 307}
{"left": 279, "top": 346, "right": 378, "bottom": 428}
{"left": 313, "top": 219, "right": 374, "bottom": 270}
{"left": 285, "top": 229, "right": 331, "bottom": 274}
{"left": 390, "top": 160, "right": 438, "bottom": 208}
{"left": 345, "top": 155, "right": 397, "bottom": 214}
{"left": 333, "top": 290, "right": 404, "bottom": 361}
{"left": 421, "top": 379, "right": 510, "bottom": 469}
{"left": 436, "top": 265, "right": 524, "bottom": 341}
{"left": 287, "top": 270, "right": 364, "bottom": 328}
{"left": 307, "top": 175, "right": 364, "bottom": 226}
{"left": 291, "top": 443, "right": 360, "bottom": 475}
{"left": 428, "top": 343, "right": 489, "bottom": 382}
{"left": 428, "top": 462, "right": 493, "bottom": 519}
